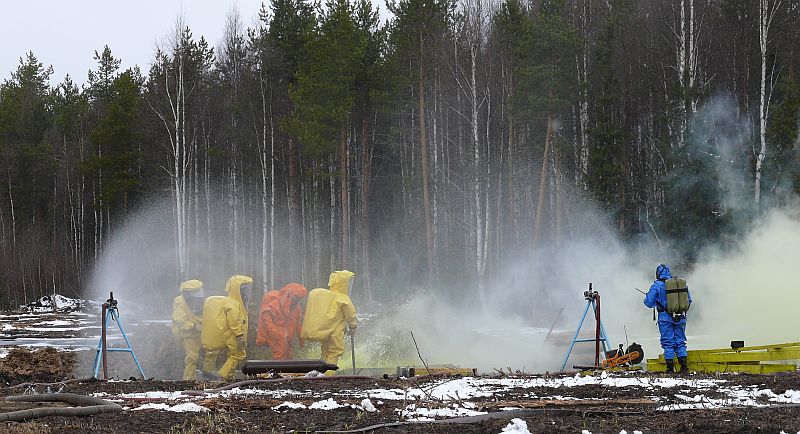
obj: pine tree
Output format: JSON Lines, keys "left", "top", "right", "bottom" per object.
{"left": 387, "top": 0, "right": 456, "bottom": 282}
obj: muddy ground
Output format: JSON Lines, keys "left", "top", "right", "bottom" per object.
{"left": 1, "top": 349, "right": 799, "bottom": 434}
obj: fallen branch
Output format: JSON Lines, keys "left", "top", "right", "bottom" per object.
{"left": 410, "top": 331, "right": 430, "bottom": 374}
{"left": 1, "top": 393, "right": 121, "bottom": 422}
{"left": 545, "top": 308, "right": 564, "bottom": 342}
{"left": 5, "top": 377, "right": 96, "bottom": 390}
{"left": 198, "top": 375, "right": 374, "bottom": 393}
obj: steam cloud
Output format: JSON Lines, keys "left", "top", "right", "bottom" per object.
{"left": 82, "top": 98, "right": 800, "bottom": 376}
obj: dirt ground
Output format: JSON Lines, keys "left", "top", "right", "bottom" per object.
{"left": 1, "top": 355, "right": 799, "bottom": 434}
{"left": 0, "top": 348, "right": 76, "bottom": 386}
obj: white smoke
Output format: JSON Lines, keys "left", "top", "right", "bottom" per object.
{"left": 689, "top": 204, "right": 800, "bottom": 348}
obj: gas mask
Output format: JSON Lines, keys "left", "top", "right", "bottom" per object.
{"left": 655, "top": 264, "right": 666, "bottom": 281}
{"left": 185, "top": 294, "right": 204, "bottom": 315}
{"left": 239, "top": 283, "right": 251, "bottom": 307}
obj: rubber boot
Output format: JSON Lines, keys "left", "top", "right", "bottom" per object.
{"left": 665, "top": 359, "right": 675, "bottom": 373}
{"left": 678, "top": 357, "right": 688, "bottom": 374}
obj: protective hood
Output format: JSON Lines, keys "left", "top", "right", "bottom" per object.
{"left": 280, "top": 283, "right": 308, "bottom": 300}
{"left": 328, "top": 270, "right": 355, "bottom": 296}
{"left": 656, "top": 264, "right": 672, "bottom": 281}
{"left": 180, "top": 279, "right": 204, "bottom": 292}
{"left": 224, "top": 275, "right": 253, "bottom": 306}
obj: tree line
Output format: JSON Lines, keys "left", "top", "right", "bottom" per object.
{"left": 1, "top": 0, "right": 799, "bottom": 309}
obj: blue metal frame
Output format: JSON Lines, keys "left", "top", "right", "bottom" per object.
{"left": 560, "top": 298, "right": 612, "bottom": 371}
{"left": 92, "top": 306, "right": 146, "bottom": 379}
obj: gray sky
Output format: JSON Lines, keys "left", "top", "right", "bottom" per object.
{"left": 1, "top": 0, "right": 267, "bottom": 86}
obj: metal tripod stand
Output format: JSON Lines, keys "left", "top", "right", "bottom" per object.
{"left": 560, "top": 283, "right": 612, "bottom": 371}
{"left": 92, "top": 292, "right": 146, "bottom": 379}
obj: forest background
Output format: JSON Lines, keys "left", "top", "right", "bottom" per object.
{"left": 1, "top": 0, "right": 799, "bottom": 312}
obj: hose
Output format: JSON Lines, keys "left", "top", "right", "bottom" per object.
{"left": 0, "top": 393, "right": 122, "bottom": 422}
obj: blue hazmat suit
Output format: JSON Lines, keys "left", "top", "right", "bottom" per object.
{"left": 644, "top": 264, "right": 692, "bottom": 360}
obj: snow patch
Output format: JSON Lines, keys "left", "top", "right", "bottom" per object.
{"left": 403, "top": 403, "right": 487, "bottom": 421}
{"left": 133, "top": 402, "right": 208, "bottom": 412}
{"left": 309, "top": 398, "right": 346, "bottom": 410}
{"left": 116, "top": 391, "right": 186, "bottom": 401}
{"left": 500, "top": 418, "right": 531, "bottom": 434}
{"left": 360, "top": 398, "right": 377, "bottom": 412}
{"left": 273, "top": 401, "right": 307, "bottom": 410}
{"left": 656, "top": 387, "right": 800, "bottom": 410}
{"left": 355, "top": 375, "right": 724, "bottom": 403}
{"left": 219, "top": 387, "right": 305, "bottom": 399}
{"left": 770, "top": 389, "right": 800, "bottom": 404}
{"left": 38, "top": 320, "right": 74, "bottom": 326}
{"left": 20, "top": 294, "right": 98, "bottom": 313}
{"left": 25, "top": 326, "right": 95, "bottom": 332}
{"left": 132, "top": 403, "right": 171, "bottom": 411}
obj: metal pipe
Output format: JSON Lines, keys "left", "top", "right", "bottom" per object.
{"left": 595, "top": 293, "right": 601, "bottom": 367}
{"left": 241, "top": 359, "right": 340, "bottom": 375}
{"left": 350, "top": 329, "right": 356, "bottom": 375}
{"left": 101, "top": 301, "right": 108, "bottom": 380}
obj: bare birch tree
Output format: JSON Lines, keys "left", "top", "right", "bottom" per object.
{"left": 756, "top": 0, "right": 783, "bottom": 205}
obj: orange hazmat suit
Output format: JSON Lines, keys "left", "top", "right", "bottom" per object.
{"left": 301, "top": 270, "right": 357, "bottom": 373}
{"left": 256, "top": 283, "right": 308, "bottom": 360}
{"left": 201, "top": 275, "right": 252, "bottom": 380}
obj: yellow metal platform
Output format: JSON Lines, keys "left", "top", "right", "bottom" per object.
{"left": 646, "top": 341, "right": 800, "bottom": 374}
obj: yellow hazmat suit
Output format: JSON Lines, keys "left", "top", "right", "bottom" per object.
{"left": 201, "top": 275, "right": 252, "bottom": 380}
{"left": 301, "top": 270, "right": 357, "bottom": 373}
{"left": 172, "top": 279, "right": 204, "bottom": 381}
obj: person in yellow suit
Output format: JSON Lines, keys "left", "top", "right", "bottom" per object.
{"left": 172, "top": 279, "right": 205, "bottom": 380}
{"left": 201, "top": 275, "right": 252, "bottom": 380}
{"left": 301, "top": 270, "right": 357, "bottom": 374}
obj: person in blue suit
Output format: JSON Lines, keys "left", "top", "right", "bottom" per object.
{"left": 644, "top": 264, "right": 692, "bottom": 373}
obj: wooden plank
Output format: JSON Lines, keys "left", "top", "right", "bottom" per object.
{"left": 579, "top": 366, "right": 642, "bottom": 375}
{"left": 646, "top": 359, "right": 796, "bottom": 374}
{"left": 415, "top": 367, "right": 477, "bottom": 376}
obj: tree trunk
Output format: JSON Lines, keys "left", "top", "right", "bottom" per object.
{"left": 288, "top": 135, "right": 300, "bottom": 275}
{"left": 533, "top": 115, "right": 554, "bottom": 248}
{"left": 8, "top": 177, "right": 16, "bottom": 251}
{"left": 269, "top": 105, "right": 276, "bottom": 290}
{"left": 360, "top": 113, "right": 372, "bottom": 301}
{"left": 329, "top": 157, "right": 336, "bottom": 271}
{"left": 340, "top": 122, "right": 350, "bottom": 266}
{"left": 418, "top": 35, "right": 435, "bottom": 282}
{"left": 260, "top": 82, "right": 270, "bottom": 290}
{"left": 470, "top": 42, "right": 486, "bottom": 305}
{"left": 756, "top": 0, "right": 781, "bottom": 204}
{"left": 205, "top": 129, "right": 212, "bottom": 272}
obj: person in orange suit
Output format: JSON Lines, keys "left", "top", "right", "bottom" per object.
{"left": 256, "top": 283, "right": 308, "bottom": 360}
